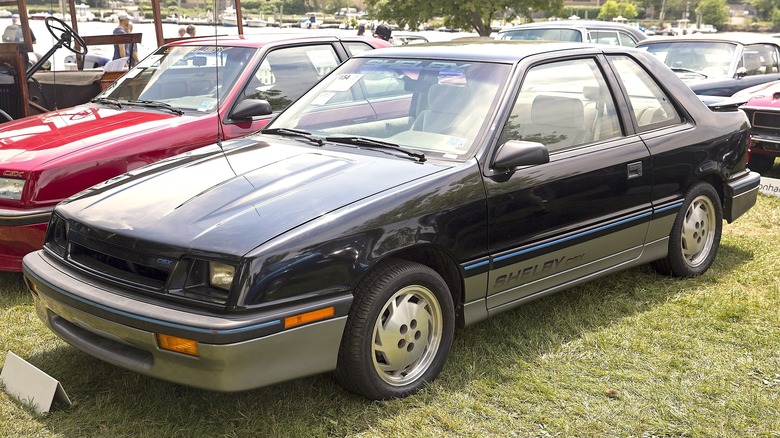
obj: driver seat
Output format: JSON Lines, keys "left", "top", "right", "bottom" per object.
{"left": 411, "top": 84, "right": 474, "bottom": 135}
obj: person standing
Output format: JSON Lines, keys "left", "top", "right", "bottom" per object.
{"left": 126, "top": 22, "right": 139, "bottom": 67}
{"left": 373, "top": 23, "right": 392, "bottom": 43}
{"left": 3, "top": 14, "right": 36, "bottom": 65}
{"left": 112, "top": 13, "right": 130, "bottom": 61}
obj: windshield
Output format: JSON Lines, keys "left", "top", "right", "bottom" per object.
{"left": 641, "top": 41, "right": 737, "bottom": 79}
{"left": 98, "top": 45, "right": 257, "bottom": 112}
{"left": 497, "top": 28, "right": 583, "bottom": 42}
{"left": 268, "top": 57, "right": 511, "bottom": 161}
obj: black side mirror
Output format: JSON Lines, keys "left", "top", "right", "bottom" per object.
{"left": 493, "top": 140, "right": 550, "bottom": 169}
{"left": 231, "top": 99, "right": 273, "bottom": 121}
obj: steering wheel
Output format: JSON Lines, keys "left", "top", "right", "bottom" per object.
{"left": 45, "top": 16, "right": 87, "bottom": 55}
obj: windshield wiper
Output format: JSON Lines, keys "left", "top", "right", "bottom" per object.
{"left": 91, "top": 97, "right": 123, "bottom": 108}
{"left": 325, "top": 136, "right": 426, "bottom": 162}
{"left": 671, "top": 67, "right": 707, "bottom": 78}
{"left": 262, "top": 128, "right": 324, "bottom": 146}
{"left": 126, "top": 99, "right": 185, "bottom": 115}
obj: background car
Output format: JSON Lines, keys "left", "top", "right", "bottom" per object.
{"left": 24, "top": 41, "right": 759, "bottom": 401}
{"left": 496, "top": 20, "right": 647, "bottom": 47}
{"left": 732, "top": 80, "right": 780, "bottom": 173}
{"left": 638, "top": 34, "right": 780, "bottom": 102}
{"left": 0, "top": 34, "right": 390, "bottom": 271}
{"left": 391, "top": 32, "right": 429, "bottom": 46}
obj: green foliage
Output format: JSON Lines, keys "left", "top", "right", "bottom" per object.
{"left": 697, "top": 0, "right": 729, "bottom": 27}
{"left": 752, "top": 0, "right": 778, "bottom": 20}
{"left": 281, "top": 0, "right": 318, "bottom": 15}
{"left": 367, "top": 0, "right": 557, "bottom": 36}
{"left": 598, "top": 0, "right": 638, "bottom": 20}
{"left": 772, "top": 6, "right": 780, "bottom": 30}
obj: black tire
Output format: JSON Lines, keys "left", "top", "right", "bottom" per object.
{"left": 335, "top": 259, "right": 455, "bottom": 400}
{"left": 748, "top": 153, "right": 775, "bottom": 175}
{"left": 651, "top": 182, "right": 722, "bottom": 277}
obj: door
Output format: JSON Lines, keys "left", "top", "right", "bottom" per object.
{"left": 483, "top": 56, "right": 653, "bottom": 310}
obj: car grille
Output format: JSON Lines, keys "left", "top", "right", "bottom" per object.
{"left": 67, "top": 228, "right": 172, "bottom": 291}
{"left": 751, "top": 111, "right": 780, "bottom": 130}
{"left": 45, "top": 214, "right": 230, "bottom": 307}
{"left": 68, "top": 237, "right": 170, "bottom": 290}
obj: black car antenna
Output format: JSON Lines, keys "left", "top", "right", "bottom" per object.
{"left": 213, "top": 0, "right": 238, "bottom": 177}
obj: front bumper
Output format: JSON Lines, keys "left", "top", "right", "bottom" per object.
{"left": 23, "top": 250, "right": 349, "bottom": 392}
{"left": 0, "top": 207, "right": 52, "bottom": 272}
{"left": 724, "top": 171, "right": 761, "bottom": 223}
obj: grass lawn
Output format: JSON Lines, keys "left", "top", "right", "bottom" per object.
{"left": 1, "top": 192, "right": 778, "bottom": 437}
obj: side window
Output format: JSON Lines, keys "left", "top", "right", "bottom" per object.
{"left": 344, "top": 41, "right": 373, "bottom": 56}
{"left": 242, "top": 45, "right": 340, "bottom": 112}
{"left": 618, "top": 32, "right": 638, "bottom": 47}
{"left": 504, "top": 58, "right": 621, "bottom": 153}
{"left": 743, "top": 44, "right": 779, "bottom": 75}
{"left": 590, "top": 30, "right": 620, "bottom": 46}
{"left": 610, "top": 55, "right": 681, "bottom": 130}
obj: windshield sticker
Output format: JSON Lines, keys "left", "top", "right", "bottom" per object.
{"left": 198, "top": 100, "right": 217, "bottom": 112}
{"left": 311, "top": 91, "right": 336, "bottom": 106}
{"left": 327, "top": 74, "right": 363, "bottom": 92}
{"left": 446, "top": 136, "right": 467, "bottom": 149}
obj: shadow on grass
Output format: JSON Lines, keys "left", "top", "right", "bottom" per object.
{"left": 11, "top": 243, "right": 753, "bottom": 437}
{"left": 0, "top": 272, "right": 31, "bottom": 308}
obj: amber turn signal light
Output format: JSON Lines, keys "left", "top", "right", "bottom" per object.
{"left": 156, "top": 333, "right": 199, "bottom": 356}
{"left": 284, "top": 307, "right": 335, "bottom": 329}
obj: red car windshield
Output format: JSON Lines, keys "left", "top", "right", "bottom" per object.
{"left": 99, "top": 45, "right": 257, "bottom": 112}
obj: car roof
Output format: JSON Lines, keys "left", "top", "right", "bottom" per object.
{"left": 638, "top": 32, "right": 780, "bottom": 46}
{"left": 499, "top": 20, "right": 647, "bottom": 40}
{"left": 354, "top": 40, "right": 615, "bottom": 63}
{"left": 164, "top": 33, "right": 386, "bottom": 48}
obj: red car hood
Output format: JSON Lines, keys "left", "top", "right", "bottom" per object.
{"left": 0, "top": 105, "right": 184, "bottom": 169}
{"left": 739, "top": 81, "right": 780, "bottom": 109}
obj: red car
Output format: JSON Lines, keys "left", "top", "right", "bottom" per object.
{"left": 0, "top": 34, "right": 390, "bottom": 271}
{"left": 736, "top": 81, "right": 780, "bottom": 174}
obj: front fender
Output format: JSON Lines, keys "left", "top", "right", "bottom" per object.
{"left": 235, "top": 160, "right": 488, "bottom": 308}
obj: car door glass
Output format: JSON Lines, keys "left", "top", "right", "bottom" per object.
{"left": 618, "top": 32, "right": 638, "bottom": 47}
{"left": 590, "top": 30, "right": 619, "bottom": 45}
{"left": 742, "top": 44, "right": 779, "bottom": 75}
{"left": 504, "top": 58, "right": 621, "bottom": 153}
{"left": 243, "top": 45, "right": 340, "bottom": 111}
{"left": 344, "top": 41, "right": 373, "bottom": 56}
{"left": 610, "top": 56, "right": 681, "bottom": 130}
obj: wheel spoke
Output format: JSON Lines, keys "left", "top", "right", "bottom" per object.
{"left": 680, "top": 196, "right": 714, "bottom": 266}
{"left": 372, "top": 285, "right": 442, "bottom": 386}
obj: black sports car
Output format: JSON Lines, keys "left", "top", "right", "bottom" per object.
{"left": 23, "top": 42, "right": 761, "bottom": 400}
{"left": 638, "top": 34, "right": 780, "bottom": 103}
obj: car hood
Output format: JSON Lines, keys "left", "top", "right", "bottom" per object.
{"left": 0, "top": 105, "right": 180, "bottom": 168}
{"left": 60, "top": 136, "right": 449, "bottom": 256}
{"left": 739, "top": 82, "right": 780, "bottom": 109}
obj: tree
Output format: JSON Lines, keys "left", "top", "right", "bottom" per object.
{"left": 367, "top": 0, "right": 559, "bottom": 36}
{"left": 598, "top": 0, "right": 621, "bottom": 20}
{"left": 598, "top": 0, "right": 638, "bottom": 20}
{"left": 697, "top": 0, "right": 729, "bottom": 27}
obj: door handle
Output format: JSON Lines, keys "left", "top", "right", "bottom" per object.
{"left": 627, "top": 162, "right": 643, "bottom": 179}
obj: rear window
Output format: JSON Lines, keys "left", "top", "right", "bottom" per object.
{"left": 497, "top": 29, "right": 583, "bottom": 42}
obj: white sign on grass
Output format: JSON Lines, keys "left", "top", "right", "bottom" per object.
{"left": 759, "top": 176, "right": 780, "bottom": 198}
{"left": 0, "top": 351, "right": 71, "bottom": 414}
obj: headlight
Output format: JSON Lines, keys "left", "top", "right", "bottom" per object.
{"left": 209, "top": 262, "right": 235, "bottom": 291}
{"left": 0, "top": 177, "right": 24, "bottom": 200}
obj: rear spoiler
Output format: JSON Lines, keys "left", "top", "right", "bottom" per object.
{"left": 706, "top": 96, "right": 751, "bottom": 112}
